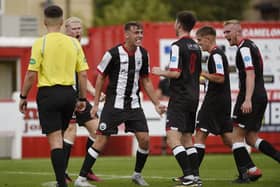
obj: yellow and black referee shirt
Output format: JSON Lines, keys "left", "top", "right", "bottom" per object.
{"left": 28, "top": 32, "right": 89, "bottom": 87}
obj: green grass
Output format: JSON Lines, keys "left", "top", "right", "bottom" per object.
{"left": 0, "top": 154, "right": 279, "bottom": 187}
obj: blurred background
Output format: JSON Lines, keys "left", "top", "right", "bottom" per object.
{"left": 0, "top": 0, "right": 279, "bottom": 37}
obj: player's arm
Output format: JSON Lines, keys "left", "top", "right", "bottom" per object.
{"left": 141, "top": 77, "right": 166, "bottom": 116}
{"left": 91, "top": 73, "right": 106, "bottom": 117}
{"left": 240, "top": 47, "right": 255, "bottom": 113}
{"left": 244, "top": 69, "right": 255, "bottom": 106}
{"left": 202, "top": 53, "right": 225, "bottom": 83}
{"left": 87, "top": 79, "right": 106, "bottom": 101}
{"left": 200, "top": 71, "right": 224, "bottom": 83}
{"left": 152, "top": 67, "right": 181, "bottom": 79}
{"left": 86, "top": 79, "right": 95, "bottom": 96}
{"left": 91, "top": 51, "right": 112, "bottom": 117}
{"left": 153, "top": 44, "right": 182, "bottom": 79}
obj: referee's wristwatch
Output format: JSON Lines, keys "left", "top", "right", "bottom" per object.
{"left": 78, "top": 98, "right": 87, "bottom": 102}
{"left": 20, "top": 94, "right": 27, "bottom": 99}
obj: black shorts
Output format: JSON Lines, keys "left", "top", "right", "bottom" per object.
{"left": 232, "top": 94, "right": 267, "bottom": 131}
{"left": 97, "top": 105, "right": 148, "bottom": 135}
{"left": 75, "top": 100, "right": 97, "bottom": 126}
{"left": 166, "top": 102, "right": 196, "bottom": 133}
{"left": 37, "top": 85, "right": 76, "bottom": 134}
{"left": 196, "top": 95, "right": 232, "bottom": 135}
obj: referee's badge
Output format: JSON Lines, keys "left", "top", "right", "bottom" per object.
{"left": 99, "top": 122, "right": 107, "bottom": 131}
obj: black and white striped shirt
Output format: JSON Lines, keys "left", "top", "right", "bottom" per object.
{"left": 97, "top": 44, "right": 149, "bottom": 110}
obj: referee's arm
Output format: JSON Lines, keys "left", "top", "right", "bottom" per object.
{"left": 77, "top": 70, "right": 88, "bottom": 99}
{"left": 19, "top": 70, "right": 37, "bottom": 113}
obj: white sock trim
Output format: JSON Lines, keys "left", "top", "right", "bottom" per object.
{"left": 172, "top": 146, "right": 185, "bottom": 156}
{"left": 248, "top": 166, "right": 257, "bottom": 172}
{"left": 232, "top": 142, "right": 245, "bottom": 151}
{"left": 88, "top": 147, "right": 99, "bottom": 159}
{"left": 194, "top": 143, "right": 206, "bottom": 149}
{"left": 88, "top": 135, "right": 95, "bottom": 142}
{"left": 64, "top": 139, "right": 74, "bottom": 145}
{"left": 133, "top": 171, "right": 141, "bottom": 176}
{"left": 137, "top": 147, "right": 149, "bottom": 154}
{"left": 186, "top": 147, "right": 197, "bottom": 155}
{"left": 255, "top": 138, "right": 263, "bottom": 150}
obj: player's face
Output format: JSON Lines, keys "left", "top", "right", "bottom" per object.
{"left": 223, "top": 24, "right": 238, "bottom": 46}
{"left": 66, "top": 22, "right": 82, "bottom": 41}
{"left": 127, "top": 26, "right": 143, "bottom": 47}
{"left": 196, "top": 35, "right": 210, "bottom": 51}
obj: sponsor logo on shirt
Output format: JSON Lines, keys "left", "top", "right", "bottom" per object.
{"left": 29, "top": 58, "right": 36, "bottom": 65}
{"left": 170, "top": 56, "right": 177, "bottom": 62}
{"left": 216, "top": 63, "right": 223, "bottom": 70}
{"left": 243, "top": 55, "right": 251, "bottom": 62}
{"left": 243, "top": 55, "right": 252, "bottom": 67}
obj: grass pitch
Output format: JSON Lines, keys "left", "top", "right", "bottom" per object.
{"left": 0, "top": 154, "right": 279, "bottom": 187}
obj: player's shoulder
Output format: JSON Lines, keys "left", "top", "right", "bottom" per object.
{"left": 108, "top": 44, "right": 121, "bottom": 55}
{"left": 211, "top": 47, "right": 226, "bottom": 57}
{"left": 138, "top": 46, "right": 148, "bottom": 54}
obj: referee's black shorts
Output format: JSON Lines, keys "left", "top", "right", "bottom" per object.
{"left": 37, "top": 85, "right": 76, "bottom": 134}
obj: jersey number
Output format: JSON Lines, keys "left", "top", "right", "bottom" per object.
{"left": 189, "top": 53, "right": 197, "bottom": 74}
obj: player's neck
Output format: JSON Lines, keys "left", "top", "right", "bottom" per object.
{"left": 178, "top": 30, "right": 190, "bottom": 38}
{"left": 47, "top": 25, "right": 61, "bottom": 33}
{"left": 208, "top": 43, "right": 217, "bottom": 53}
{"left": 124, "top": 42, "right": 137, "bottom": 52}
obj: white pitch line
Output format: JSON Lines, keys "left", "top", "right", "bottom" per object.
{"left": 0, "top": 170, "right": 234, "bottom": 181}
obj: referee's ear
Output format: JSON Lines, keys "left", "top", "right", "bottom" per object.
{"left": 60, "top": 20, "right": 63, "bottom": 27}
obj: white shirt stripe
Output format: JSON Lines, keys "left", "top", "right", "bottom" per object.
{"left": 131, "top": 47, "right": 142, "bottom": 109}
{"left": 114, "top": 46, "right": 129, "bottom": 109}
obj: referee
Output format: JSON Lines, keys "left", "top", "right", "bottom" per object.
{"left": 19, "top": 5, "right": 88, "bottom": 187}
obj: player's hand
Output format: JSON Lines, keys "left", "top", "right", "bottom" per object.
{"left": 19, "top": 99, "right": 27, "bottom": 114}
{"left": 151, "top": 67, "right": 163, "bottom": 76}
{"left": 76, "top": 101, "right": 86, "bottom": 112}
{"left": 91, "top": 104, "right": 99, "bottom": 118}
{"left": 99, "top": 92, "right": 106, "bottom": 102}
{"left": 155, "top": 103, "right": 166, "bottom": 117}
{"left": 241, "top": 99, "right": 252, "bottom": 114}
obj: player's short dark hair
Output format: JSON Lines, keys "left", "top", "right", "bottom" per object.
{"left": 196, "top": 26, "right": 216, "bottom": 37}
{"left": 124, "top": 21, "right": 143, "bottom": 31}
{"left": 44, "top": 5, "right": 63, "bottom": 18}
{"left": 176, "top": 11, "right": 196, "bottom": 32}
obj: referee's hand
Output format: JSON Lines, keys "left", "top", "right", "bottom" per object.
{"left": 19, "top": 99, "right": 27, "bottom": 114}
{"left": 76, "top": 101, "right": 86, "bottom": 112}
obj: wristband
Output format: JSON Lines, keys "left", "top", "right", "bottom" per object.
{"left": 78, "top": 98, "right": 87, "bottom": 102}
{"left": 20, "top": 94, "right": 27, "bottom": 99}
